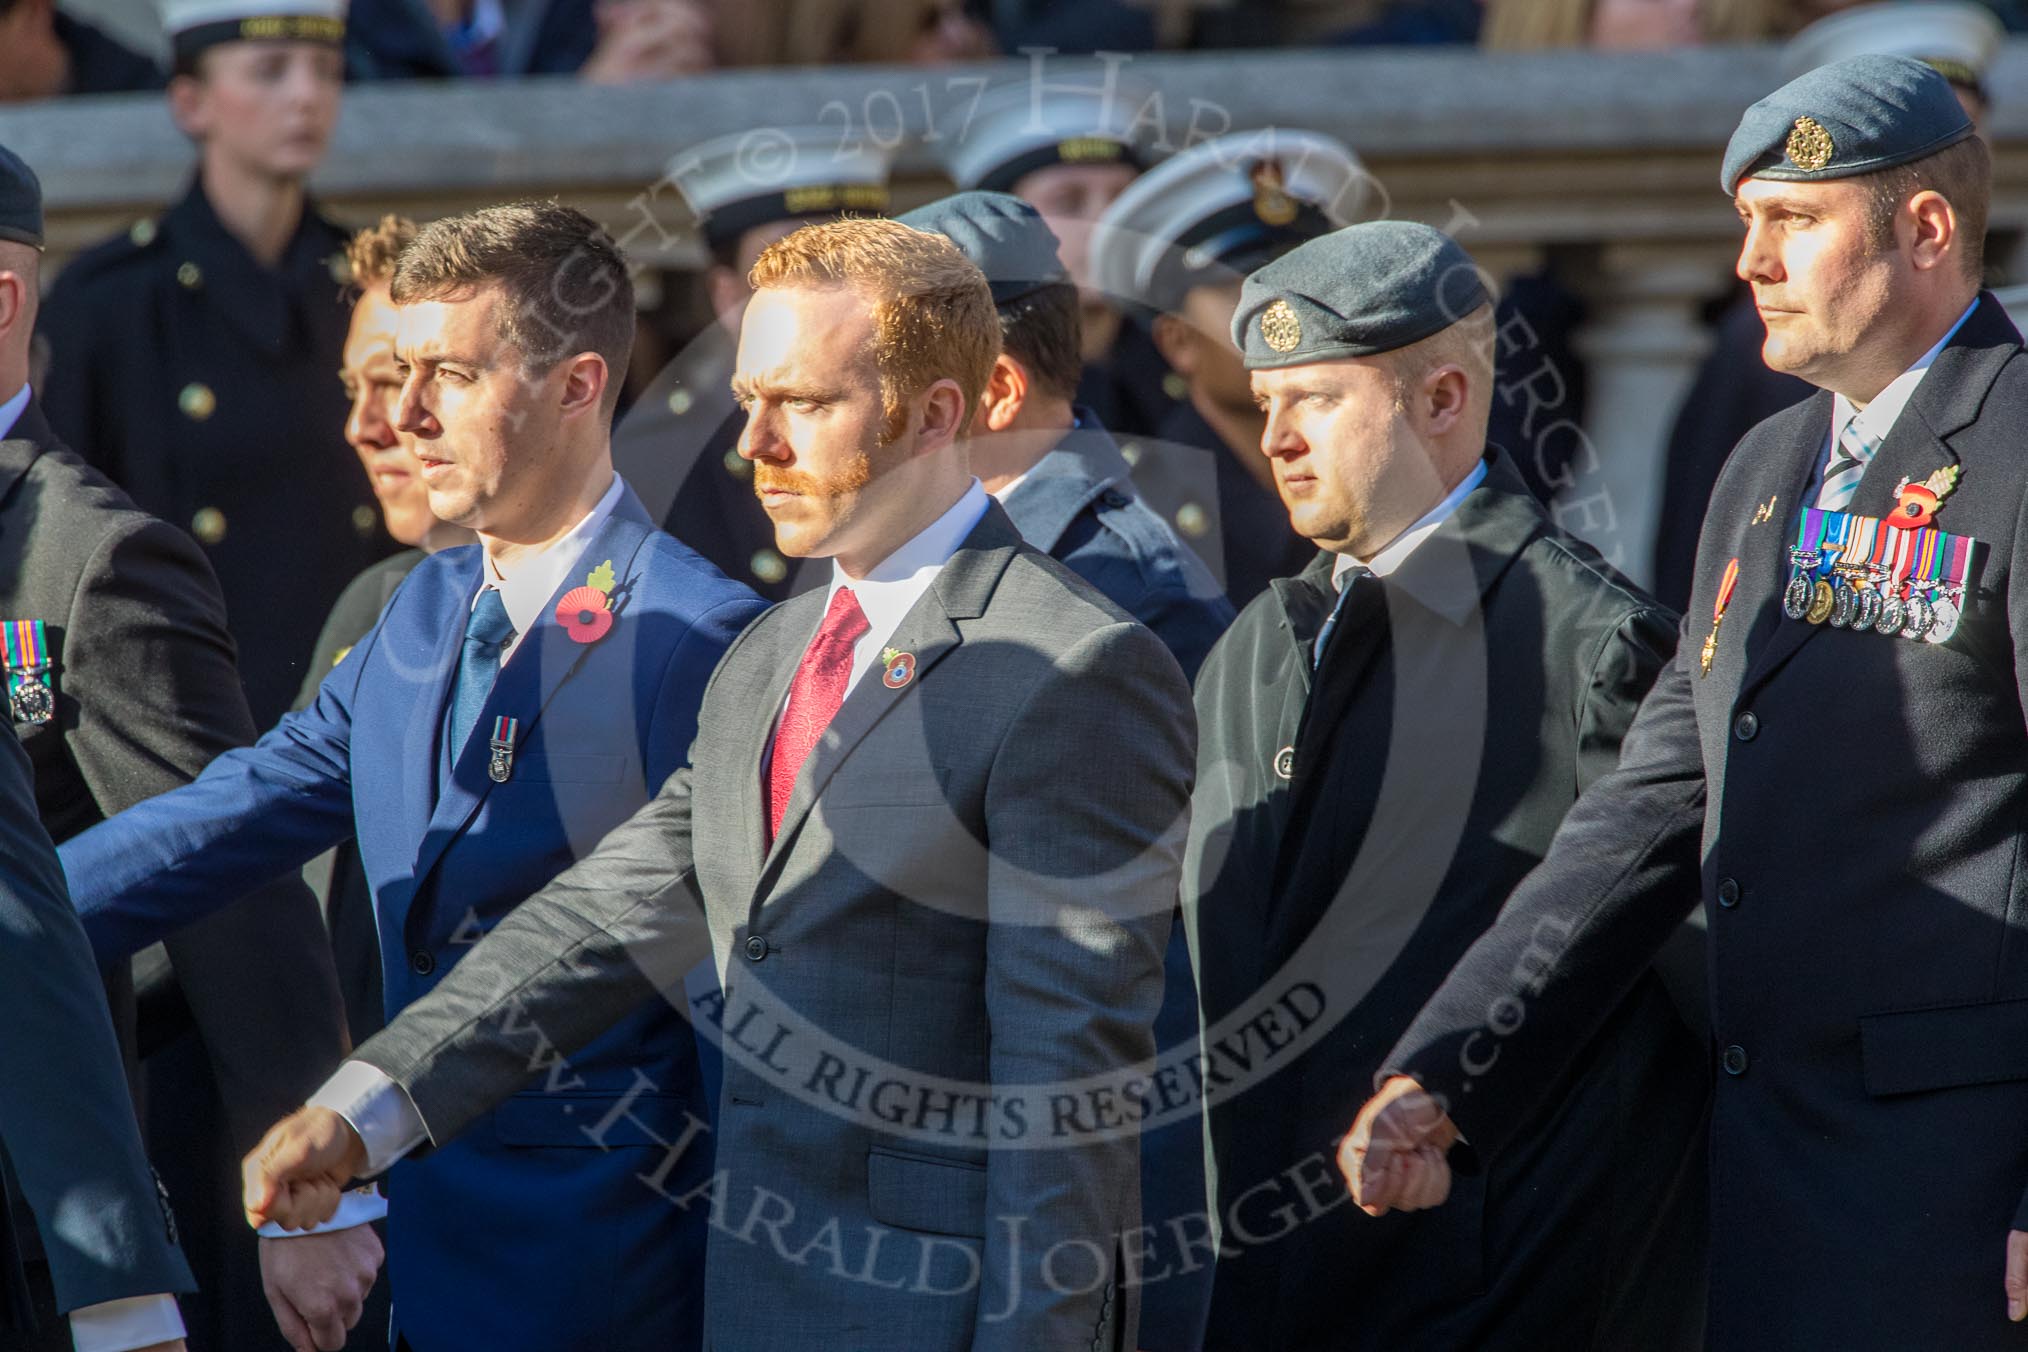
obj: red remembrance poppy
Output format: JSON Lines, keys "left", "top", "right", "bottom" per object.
{"left": 556, "top": 585, "right": 613, "bottom": 643}
{"left": 1889, "top": 485, "right": 1939, "bottom": 530}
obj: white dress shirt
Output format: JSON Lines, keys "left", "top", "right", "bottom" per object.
{"left": 313, "top": 478, "right": 993, "bottom": 1175}
{"left": 479, "top": 472, "right": 625, "bottom": 663}
{"left": 815, "top": 479, "right": 990, "bottom": 693}
{"left": 1318, "top": 459, "right": 1488, "bottom": 663}
{"left": 1824, "top": 297, "right": 1979, "bottom": 477}
{"left": 4, "top": 382, "right": 189, "bottom": 1352}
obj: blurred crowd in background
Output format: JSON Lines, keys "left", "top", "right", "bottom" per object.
{"left": 3, "top": 0, "right": 2025, "bottom": 100}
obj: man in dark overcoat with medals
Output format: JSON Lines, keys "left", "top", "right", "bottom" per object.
{"left": 1350, "top": 55, "right": 2028, "bottom": 1352}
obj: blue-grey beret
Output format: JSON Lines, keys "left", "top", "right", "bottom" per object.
{"left": 897, "top": 191, "right": 1068, "bottom": 307}
{"left": 1231, "top": 221, "right": 1489, "bottom": 371}
{"left": 1721, "top": 53, "right": 1975, "bottom": 195}
{"left": 0, "top": 144, "right": 42, "bottom": 250}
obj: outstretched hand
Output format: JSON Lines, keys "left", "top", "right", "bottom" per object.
{"left": 243, "top": 1107, "right": 368, "bottom": 1232}
{"left": 1337, "top": 1075, "right": 1460, "bottom": 1217}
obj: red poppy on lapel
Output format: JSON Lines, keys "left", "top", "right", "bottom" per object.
{"left": 556, "top": 586, "right": 612, "bottom": 644}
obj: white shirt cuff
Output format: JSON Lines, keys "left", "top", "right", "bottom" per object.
{"left": 255, "top": 1184, "right": 388, "bottom": 1238}
{"left": 307, "top": 1060, "right": 430, "bottom": 1177}
{"left": 69, "top": 1293, "right": 185, "bottom": 1352}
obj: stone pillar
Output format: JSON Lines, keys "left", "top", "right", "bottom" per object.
{"left": 1562, "top": 241, "right": 1737, "bottom": 588}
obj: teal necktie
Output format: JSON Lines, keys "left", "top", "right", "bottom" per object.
{"left": 446, "top": 587, "right": 515, "bottom": 760}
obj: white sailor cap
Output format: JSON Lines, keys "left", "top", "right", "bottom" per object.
{"left": 1783, "top": 1, "right": 2003, "bottom": 92}
{"left": 164, "top": 0, "right": 344, "bottom": 61}
{"left": 941, "top": 77, "right": 1158, "bottom": 194}
{"left": 1090, "top": 128, "right": 1366, "bottom": 313}
{"left": 667, "top": 127, "right": 893, "bottom": 254}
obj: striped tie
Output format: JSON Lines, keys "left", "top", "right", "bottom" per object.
{"left": 1817, "top": 416, "right": 1878, "bottom": 512}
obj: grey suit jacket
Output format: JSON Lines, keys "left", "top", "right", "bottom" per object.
{"left": 353, "top": 502, "right": 1194, "bottom": 1351}
{"left": 0, "top": 725, "right": 193, "bottom": 1318}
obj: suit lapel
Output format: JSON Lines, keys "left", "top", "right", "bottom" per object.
{"left": 733, "top": 600, "right": 814, "bottom": 880}
{"left": 1735, "top": 298, "right": 2017, "bottom": 701}
{"left": 405, "top": 495, "right": 659, "bottom": 906}
{"left": 750, "top": 507, "right": 1021, "bottom": 912}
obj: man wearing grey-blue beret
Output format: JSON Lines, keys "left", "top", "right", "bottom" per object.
{"left": 1182, "top": 217, "right": 1705, "bottom": 1350}
{"left": 1351, "top": 52, "right": 2028, "bottom": 1352}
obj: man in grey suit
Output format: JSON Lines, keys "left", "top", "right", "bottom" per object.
{"left": 246, "top": 216, "right": 1194, "bottom": 1351}
{"left": 0, "top": 733, "right": 190, "bottom": 1352}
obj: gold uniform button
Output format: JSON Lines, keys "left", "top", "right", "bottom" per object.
{"left": 176, "top": 262, "right": 202, "bottom": 290}
{"left": 128, "top": 218, "right": 157, "bottom": 247}
{"left": 666, "top": 388, "right": 695, "bottom": 417}
{"left": 191, "top": 507, "right": 227, "bottom": 544}
{"left": 750, "top": 549, "right": 788, "bottom": 585}
{"left": 1119, "top": 441, "right": 1142, "bottom": 467}
{"left": 1176, "top": 502, "right": 1209, "bottom": 538}
{"left": 178, "top": 382, "right": 216, "bottom": 421}
{"left": 1161, "top": 373, "right": 1189, "bottom": 402}
{"left": 723, "top": 449, "right": 751, "bottom": 477}
{"left": 328, "top": 254, "right": 353, "bottom": 286}
{"left": 351, "top": 504, "right": 378, "bottom": 535}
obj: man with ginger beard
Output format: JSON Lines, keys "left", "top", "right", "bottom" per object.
{"left": 245, "top": 216, "right": 1193, "bottom": 1351}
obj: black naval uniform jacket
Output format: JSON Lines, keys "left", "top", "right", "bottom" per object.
{"left": 1390, "top": 294, "right": 2028, "bottom": 1351}
{"left": 38, "top": 179, "right": 384, "bottom": 728}
{"left": 1185, "top": 452, "right": 1708, "bottom": 1352}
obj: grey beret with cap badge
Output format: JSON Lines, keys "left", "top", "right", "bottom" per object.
{"left": 1720, "top": 53, "right": 1975, "bottom": 196}
{"left": 1230, "top": 220, "right": 1490, "bottom": 371}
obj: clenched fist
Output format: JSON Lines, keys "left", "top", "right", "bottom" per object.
{"left": 243, "top": 1107, "right": 369, "bottom": 1232}
{"left": 1337, "top": 1075, "right": 1461, "bottom": 1217}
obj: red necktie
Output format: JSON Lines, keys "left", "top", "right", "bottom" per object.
{"left": 767, "top": 586, "right": 869, "bottom": 844}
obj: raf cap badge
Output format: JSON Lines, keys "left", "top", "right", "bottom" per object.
{"left": 1260, "top": 299, "right": 1303, "bottom": 354}
{"left": 1786, "top": 116, "right": 1836, "bottom": 172}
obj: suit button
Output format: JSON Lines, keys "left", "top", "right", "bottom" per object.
{"left": 1099, "top": 489, "right": 1130, "bottom": 510}
{"left": 744, "top": 935, "right": 769, "bottom": 962}
{"left": 1717, "top": 877, "right": 1741, "bottom": 909}
{"left": 411, "top": 951, "right": 435, "bottom": 976}
{"left": 1721, "top": 1044, "right": 1748, "bottom": 1076}
{"left": 1733, "top": 711, "right": 1759, "bottom": 742}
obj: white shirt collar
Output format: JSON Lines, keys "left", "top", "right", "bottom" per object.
{"left": 824, "top": 479, "right": 991, "bottom": 690}
{"left": 1830, "top": 297, "right": 1980, "bottom": 449}
{"left": 0, "top": 384, "right": 31, "bottom": 441}
{"left": 477, "top": 471, "right": 624, "bottom": 659}
{"left": 1331, "top": 458, "right": 1488, "bottom": 590}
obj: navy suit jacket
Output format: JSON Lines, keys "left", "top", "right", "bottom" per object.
{"left": 60, "top": 483, "right": 765, "bottom": 1352}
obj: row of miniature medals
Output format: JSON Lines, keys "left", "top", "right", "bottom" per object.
{"left": 1779, "top": 474, "right": 1972, "bottom": 645}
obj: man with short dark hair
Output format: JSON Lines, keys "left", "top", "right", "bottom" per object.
{"left": 61, "top": 199, "right": 764, "bottom": 1352}
{"left": 246, "top": 215, "right": 1192, "bottom": 1352}
{"left": 1348, "top": 55, "right": 2028, "bottom": 1351}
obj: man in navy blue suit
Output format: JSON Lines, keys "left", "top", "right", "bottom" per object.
{"left": 58, "top": 200, "right": 765, "bottom": 1352}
